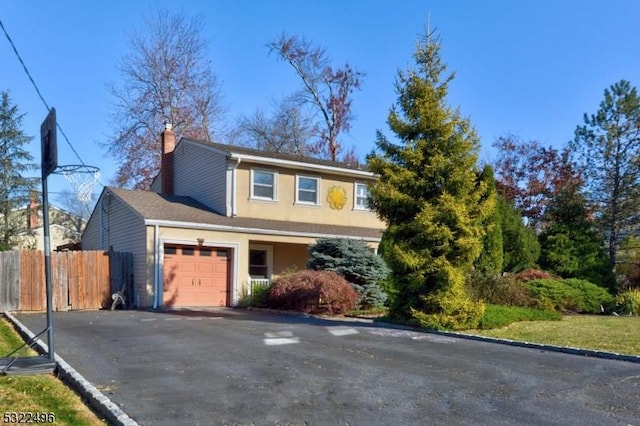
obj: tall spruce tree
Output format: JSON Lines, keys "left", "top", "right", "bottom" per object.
{"left": 367, "top": 32, "right": 491, "bottom": 330}
{"left": 0, "top": 91, "right": 35, "bottom": 250}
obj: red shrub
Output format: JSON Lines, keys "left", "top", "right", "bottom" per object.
{"left": 267, "top": 270, "right": 358, "bottom": 315}
{"left": 514, "top": 268, "right": 557, "bottom": 282}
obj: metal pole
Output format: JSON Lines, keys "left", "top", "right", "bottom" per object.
{"left": 41, "top": 171, "right": 55, "bottom": 361}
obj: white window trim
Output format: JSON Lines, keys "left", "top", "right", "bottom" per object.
{"left": 353, "top": 182, "right": 371, "bottom": 211}
{"left": 295, "top": 175, "right": 321, "bottom": 206}
{"left": 249, "top": 244, "right": 273, "bottom": 279}
{"left": 250, "top": 168, "right": 277, "bottom": 201}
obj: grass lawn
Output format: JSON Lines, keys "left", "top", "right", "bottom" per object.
{"left": 0, "top": 318, "right": 106, "bottom": 425}
{"left": 468, "top": 315, "right": 640, "bottom": 356}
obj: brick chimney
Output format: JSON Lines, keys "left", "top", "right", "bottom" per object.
{"left": 161, "top": 122, "right": 176, "bottom": 195}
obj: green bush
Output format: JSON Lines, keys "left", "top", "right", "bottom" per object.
{"left": 477, "top": 304, "right": 562, "bottom": 329}
{"left": 267, "top": 270, "right": 358, "bottom": 315}
{"left": 466, "top": 272, "right": 536, "bottom": 307}
{"left": 308, "top": 238, "right": 389, "bottom": 309}
{"left": 411, "top": 278, "right": 485, "bottom": 331}
{"left": 616, "top": 289, "right": 640, "bottom": 315}
{"left": 526, "top": 278, "right": 614, "bottom": 313}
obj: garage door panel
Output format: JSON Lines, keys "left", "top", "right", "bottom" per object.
{"left": 163, "top": 245, "right": 230, "bottom": 307}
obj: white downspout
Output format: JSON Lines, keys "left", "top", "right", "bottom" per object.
{"left": 232, "top": 157, "right": 241, "bottom": 217}
{"left": 153, "top": 224, "right": 160, "bottom": 309}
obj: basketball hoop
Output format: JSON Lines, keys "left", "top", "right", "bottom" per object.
{"left": 54, "top": 164, "right": 101, "bottom": 203}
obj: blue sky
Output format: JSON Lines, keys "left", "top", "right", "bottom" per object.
{"left": 2, "top": 1, "right": 639, "bottom": 202}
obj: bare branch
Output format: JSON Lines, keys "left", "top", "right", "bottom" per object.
{"left": 268, "top": 33, "right": 364, "bottom": 161}
{"left": 105, "top": 8, "right": 225, "bottom": 189}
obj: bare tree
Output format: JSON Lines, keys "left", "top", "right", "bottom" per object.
{"left": 269, "top": 34, "right": 364, "bottom": 161}
{"left": 52, "top": 190, "right": 90, "bottom": 243}
{"left": 238, "top": 98, "right": 311, "bottom": 156}
{"left": 106, "top": 8, "right": 224, "bottom": 189}
{"left": 492, "top": 134, "right": 580, "bottom": 231}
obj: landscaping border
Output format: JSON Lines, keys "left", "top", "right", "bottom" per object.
{"left": 2, "top": 311, "right": 139, "bottom": 426}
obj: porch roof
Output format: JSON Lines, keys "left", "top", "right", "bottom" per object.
{"left": 107, "top": 187, "right": 383, "bottom": 240}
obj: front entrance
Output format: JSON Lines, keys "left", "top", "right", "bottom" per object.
{"left": 163, "top": 245, "right": 231, "bottom": 307}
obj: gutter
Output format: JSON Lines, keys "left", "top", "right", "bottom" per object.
{"left": 144, "top": 219, "right": 381, "bottom": 242}
{"left": 231, "top": 157, "right": 241, "bottom": 216}
{"left": 229, "top": 152, "right": 375, "bottom": 179}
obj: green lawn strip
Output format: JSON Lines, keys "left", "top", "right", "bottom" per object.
{"left": 468, "top": 315, "right": 640, "bottom": 356}
{"left": 0, "top": 318, "right": 106, "bottom": 425}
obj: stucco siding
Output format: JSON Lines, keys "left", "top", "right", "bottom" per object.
{"left": 174, "top": 141, "right": 227, "bottom": 214}
{"left": 235, "top": 162, "right": 385, "bottom": 229}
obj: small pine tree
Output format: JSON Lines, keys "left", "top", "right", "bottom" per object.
{"left": 367, "top": 32, "right": 490, "bottom": 330}
{"left": 0, "top": 91, "right": 35, "bottom": 249}
{"left": 307, "top": 238, "right": 389, "bottom": 309}
{"left": 538, "top": 185, "right": 615, "bottom": 290}
{"left": 499, "top": 195, "right": 540, "bottom": 272}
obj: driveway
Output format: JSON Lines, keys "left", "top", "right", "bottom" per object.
{"left": 15, "top": 309, "right": 639, "bottom": 425}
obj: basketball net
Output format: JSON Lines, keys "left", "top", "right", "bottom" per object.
{"left": 56, "top": 165, "right": 101, "bottom": 203}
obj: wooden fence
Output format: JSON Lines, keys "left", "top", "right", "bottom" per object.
{"left": 0, "top": 250, "right": 133, "bottom": 312}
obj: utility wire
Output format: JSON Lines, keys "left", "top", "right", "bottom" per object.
{"left": 0, "top": 17, "right": 85, "bottom": 165}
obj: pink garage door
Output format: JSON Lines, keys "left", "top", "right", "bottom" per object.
{"left": 163, "top": 245, "right": 231, "bottom": 307}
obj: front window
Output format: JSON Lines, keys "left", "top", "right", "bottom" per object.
{"left": 354, "top": 182, "right": 371, "bottom": 210}
{"left": 249, "top": 249, "right": 269, "bottom": 278}
{"left": 296, "top": 176, "right": 319, "bottom": 204}
{"left": 251, "top": 170, "right": 276, "bottom": 200}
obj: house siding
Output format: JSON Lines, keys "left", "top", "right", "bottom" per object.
{"left": 174, "top": 141, "right": 227, "bottom": 214}
{"left": 235, "top": 162, "right": 384, "bottom": 229}
{"left": 81, "top": 191, "right": 149, "bottom": 307}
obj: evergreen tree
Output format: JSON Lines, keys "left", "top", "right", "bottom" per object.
{"left": 572, "top": 80, "right": 640, "bottom": 268}
{"left": 367, "top": 32, "right": 490, "bottom": 330}
{"left": 538, "top": 185, "right": 615, "bottom": 290}
{"left": 474, "top": 165, "right": 504, "bottom": 276}
{"left": 307, "top": 238, "right": 389, "bottom": 309}
{"left": 499, "top": 195, "right": 540, "bottom": 272}
{"left": 0, "top": 91, "right": 35, "bottom": 250}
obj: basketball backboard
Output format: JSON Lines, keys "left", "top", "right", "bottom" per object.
{"left": 40, "top": 108, "right": 57, "bottom": 177}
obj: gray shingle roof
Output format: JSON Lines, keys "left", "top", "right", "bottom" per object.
{"left": 181, "top": 138, "right": 371, "bottom": 172}
{"left": 107, "top": 187, "right": 383, "bottom": 240}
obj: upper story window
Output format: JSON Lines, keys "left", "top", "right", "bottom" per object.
{"left": 354, "top": 182, "right": 371, "bottom": 210}
{"left": 251, "top": 169, "right": 276, "bottom": 201}
{"left": 296, "top": 176, "right": 320, "bottom": 205}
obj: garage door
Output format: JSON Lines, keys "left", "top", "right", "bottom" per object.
{"left": 163, "top": 245, "right": 231, "bottom": 307}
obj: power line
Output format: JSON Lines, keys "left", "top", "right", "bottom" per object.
{"left": 0, "top": 17, "right": 85, "bottom": 165}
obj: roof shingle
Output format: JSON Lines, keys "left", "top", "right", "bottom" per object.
{"left": 107, "top": 187, "right": 383, "bottom": 240}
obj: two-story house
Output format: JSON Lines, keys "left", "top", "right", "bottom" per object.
{"left": 81, "top": 124, "right": 385, "bottom": 308}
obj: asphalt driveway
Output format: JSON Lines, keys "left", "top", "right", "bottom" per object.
{"left": 14, "top": 309, "right": 640, "bottom": 425}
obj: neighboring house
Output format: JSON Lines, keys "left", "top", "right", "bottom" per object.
{"left": 82, "top": 124, "right": 385, "bottom": 308}
{"left": 13, "top": 197, "right": 86, "bottom": 251}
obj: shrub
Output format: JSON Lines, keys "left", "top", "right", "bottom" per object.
{"left": 466, "top": 272, "right": 536, "bottom": 307}
{"left": 411, "top": 273, "right": 485, "bottom": 331}
{"left": 616, "top": 289, "right": 640, "bottom": 315}
{"left": 514, "top": 268, "right": 557, "bottom": 282}
{"left": 267, "top": 270, "right": 357, "bottom": 315}
{"left": 526, "top": 278, "right": 614, "bottom": 313}
{"left": 477, "top": 304, "right": 562, "bottom": 329}
{"left": 308, "top": 238, "right": 389, "bottom": 309}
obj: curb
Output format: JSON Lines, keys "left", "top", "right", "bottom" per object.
{"left": 297, "top": 310, "right": 640, "bottom": 364}
{"left": 435, "top": 329, "right": 640, "bottom": 364}
{"left": 3, "top": 312, "right": 139, "bottom": 426}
